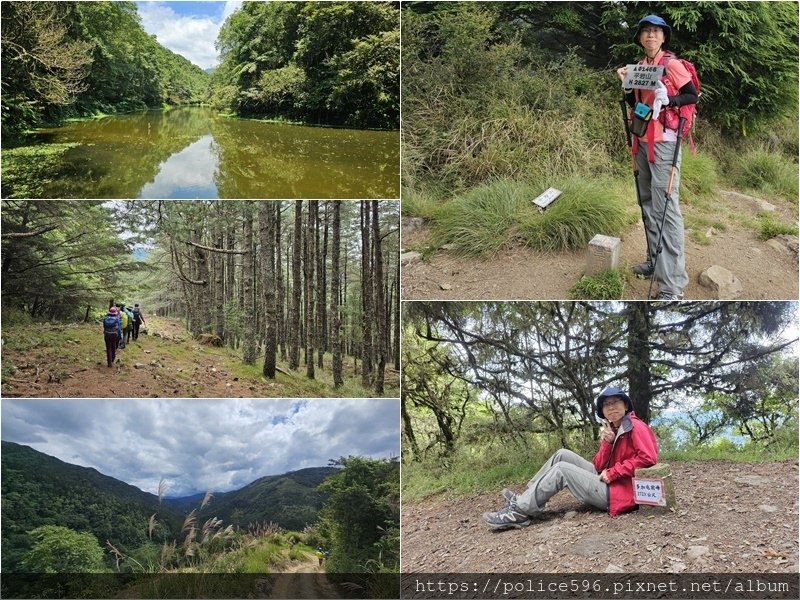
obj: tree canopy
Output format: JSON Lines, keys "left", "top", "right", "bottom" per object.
{"left": 403, "top": 301, "right": 798, "bottom": 457}
{"left": 1, "top": 1, "right": 208, "bottom": 138}
{"left": 211, "top": 1, "right": 399, "bottom": 129}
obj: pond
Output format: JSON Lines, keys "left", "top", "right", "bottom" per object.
{"left": 3, "top": 107, "right": 399, "bottom": 199}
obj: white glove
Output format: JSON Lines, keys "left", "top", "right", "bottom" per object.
{"left": 652, "top": 81, "right": 670, "bottom": 120}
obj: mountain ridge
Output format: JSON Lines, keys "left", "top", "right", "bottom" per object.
{"left": 1, "top": 441, "right": 338, "bottom": 571}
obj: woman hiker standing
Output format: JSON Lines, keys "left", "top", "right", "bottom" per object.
{"left": 617, "top": 15, "right": 699, "bottom": 300}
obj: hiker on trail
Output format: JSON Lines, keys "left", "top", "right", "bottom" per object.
{"left": 132, "top": 303, "right": 146, "bottom": 340}
{"left": 482, "top": 387, "right": 658, "bottom": 530}
{"left": 117, "top": 304, "right": 129, "bottom": 348}
{"left": 102, "top": 307, "right": 122, "bottom": 367}
{"left": 617, "top": 15, "right": 699, "bottom": 301}
{"left": 124, "top": 305, "right": 135, "bottom": 344}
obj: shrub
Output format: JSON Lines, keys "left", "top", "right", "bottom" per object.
{"left": 679, "top": 149, "right": 717, "bottom": 201}
{"left": 570, "top": 270, "right": 627, "bottom": 300}
{"left": 430, "top": 179, "right": 527, "bottom": 256}
{"left": 516, "top": 178, "right": 631, "bottom": 252}
{"left": 731, "top": 147, "right": 799, "bottom": 201}
{"left": 758, "top": 214, "right": 799, "bottom": 240}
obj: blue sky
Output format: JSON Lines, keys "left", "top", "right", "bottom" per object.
{"left": 136, "top": 1, "right": 244, "bottom": 70}
{"left": 2, "top": 398, "right": 400, "bottom": 497}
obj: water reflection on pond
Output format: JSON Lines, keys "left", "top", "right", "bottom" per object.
{"left": 11, "top": 107, "right": 399, "bottom": 199}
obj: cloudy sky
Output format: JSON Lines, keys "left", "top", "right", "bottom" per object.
{"left": 2, "top": 399, "right": 399, "bottom": 497}
{"left": 136, "top": 1, "right": 244, "bottom": 70}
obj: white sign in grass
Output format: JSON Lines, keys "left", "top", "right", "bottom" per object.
{"left": 633, "top": 477, "right": 666, "bottom": 506}
{"left": 623, "top": 64, "right": 666, "bottom": 90}
{"left": 532, "top": 187, "right": 562, "bottom": 210}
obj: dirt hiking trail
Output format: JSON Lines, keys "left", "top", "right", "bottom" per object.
{"left": 401, "top": 190, "right": 798, "bottom": 301}
{"left": 1, "top": 317, "right": 397, "bottom": 398}
{"left": 402, "top": 460, "right": 799, "bottom": 573}
{"left": 259, "top": 553, "right": 341, "bottom": 599}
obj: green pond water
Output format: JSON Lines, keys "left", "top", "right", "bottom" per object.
{"left": 5, "top": 107, "right": 399, "bottom": 199}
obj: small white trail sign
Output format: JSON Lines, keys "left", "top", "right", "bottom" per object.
{"left": 633, "top": 477, "right": 666, "bottom": 506}
{"left": 623, "top": 64, "right": 665, "bottom": 90}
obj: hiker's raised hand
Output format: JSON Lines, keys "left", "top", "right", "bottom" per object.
{"left": 600, "top": 423, "right": 615, "bottom": 444}
{"left": 616, "top": 66, "right": 627, "bottom": 82}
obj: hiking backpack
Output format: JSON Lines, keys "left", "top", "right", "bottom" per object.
{"left": 133, "top": 307, "right": 141, "bottom": 322}
{"left": 658, "top": 52, "right": 700, "bottom": 141}
{"left": 103, "top": 315, "right": 118, "bottom": 334}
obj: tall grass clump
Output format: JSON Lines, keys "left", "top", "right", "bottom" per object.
{"left": 679, "top": 149, "right": 718, "bottom": 202}
{"left": 430, "top": 179, "right": 530, "bottom": 256}
{"left": 570, "top": 270, "right": 627, "bottom": 300}
{"left": 731, "top": 147, "right": 799, "bottom": 202}
{"left": 757, "top": 213, "right": 799, "bottom": 240}
{"left": 516, "top": 177, "right": 632, "bottom": 252}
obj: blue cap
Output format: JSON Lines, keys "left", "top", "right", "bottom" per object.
{"left": 633, "top": 15, "right": 672, "bottom": 46}
{"left": 596, "top": 386, "right": 633, "bottom": 419}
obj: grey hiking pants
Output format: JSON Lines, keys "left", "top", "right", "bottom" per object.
{"left": 515, "top": 449, "right": 609, "bottom": 514}
{"left": 636, "top": 141, "right": 689, "bottom": 296}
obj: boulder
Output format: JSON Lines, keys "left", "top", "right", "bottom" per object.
{"left": 401, "top": 217, "right": 425, "bottom": 234}
{"left": 766, "top": 235, "right": 799, "bottom": 256}
{"left": 698, "top": 265, "right": 743, "bottom": 299}
{"left": 720, "top": 190, "right": 776, "bottom": 214}
{"left": 401, "top": 251, "right": 421, "bottom": 266}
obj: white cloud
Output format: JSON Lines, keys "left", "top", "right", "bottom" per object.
{"left": 2, "top": 398, "right": 399, "bottom": 496}
{"left": 137, "top": 2, "right": 244, "bottom": 70}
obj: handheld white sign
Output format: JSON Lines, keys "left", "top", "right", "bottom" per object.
{"left": 623, "top": 64, "right": 665, "bottom": 90}
{"left": 633, "top": 477, "right": 666, "bottom": 506}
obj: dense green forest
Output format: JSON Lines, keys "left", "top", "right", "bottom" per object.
{"left": 1, "top": 1, "right": 400, "bottom": 139}
{"left": 402, "top": 1, "right": 799, "bottom": 257}
{"left": 210, "top": 0, "right": 400, "bottom": 128}
{"left": 1, "top": 441, "right": 399, "bottom": 597}
{"left": 1, "top": 1, "right": 208, "bottom": 138}
{"left": 1, "top": 200, "right": 400, "bottom": 395}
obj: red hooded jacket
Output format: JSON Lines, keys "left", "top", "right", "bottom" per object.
{"left": 592, "top": 411, "right": 658, "bottom": 516}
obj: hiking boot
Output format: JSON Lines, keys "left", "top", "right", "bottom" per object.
{"left": 500, "top": 488, "right": 517, "bottom": 505}
{"left": 632, "top": 260, "right": 654, "bottom": 278}
{"left": 483, "top": 504, "right": 531, "bottom": 530}
{"left": 656, "top": 292, "right": 684, "bottom": 301}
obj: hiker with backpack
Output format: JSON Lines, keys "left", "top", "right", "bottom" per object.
{"left": 132, "top": 303, "right": 146, "bottom": 340}
{"left": 123, "top": 305, "right": 135, "bottom": 345}
{"left": 482, "top": 387, "right": 658, "bottom": 530}
{"left": 102, "top": 307, "right": 122, "bottom": 367}
{"left": 617, "top": 15, "right": 699, "bottom": 301}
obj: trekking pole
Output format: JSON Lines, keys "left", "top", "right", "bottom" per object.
{"left": 648, "top": 117, "right": 687, "bottom": 299}
{"left": 619, "top": 95, "right": 652, "bottom": 268}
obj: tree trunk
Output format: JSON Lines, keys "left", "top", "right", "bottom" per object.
{"left": 331, "top": 201, "right": 343, "bottom": 388}
{"left": 626, "top": 302, "right": 653, "bottom": 423}
{"left": 305, "top": 201, "right": 317, "bottom": 380}
{"left": 260, "top": 202, "right": 277, "bottom": 378}
{"left": 225, "top": 210, "right": 236, "bottom": 347}
{"left": 372, "top": 201, "right": 386, "bottom": 394}
{"left": 316, "top": 201, "right": 327, "bottom": 368}
{"left": 275, "top": 202, "right": 286, "bottom": 361}
{"left": 401, "top": 398, "right": 422, "bottom": 462}
{"left": 213, "top": 215, "right": 225, "bottom": 342}
{"left": 289, "top": 202, "right": 302, "bottom": 370}
{"left": 360, "top": 201, "right": 373, "bottom": 388}
{"left": 392, "top": 252, "right": 400, "bottom": 371}
{"left": 242, "top": 203, "right": 256, "bottom": 364}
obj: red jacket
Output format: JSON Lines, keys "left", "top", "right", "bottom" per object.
{"left": 592, "top": 411, "right": 658, "bottom": 516}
